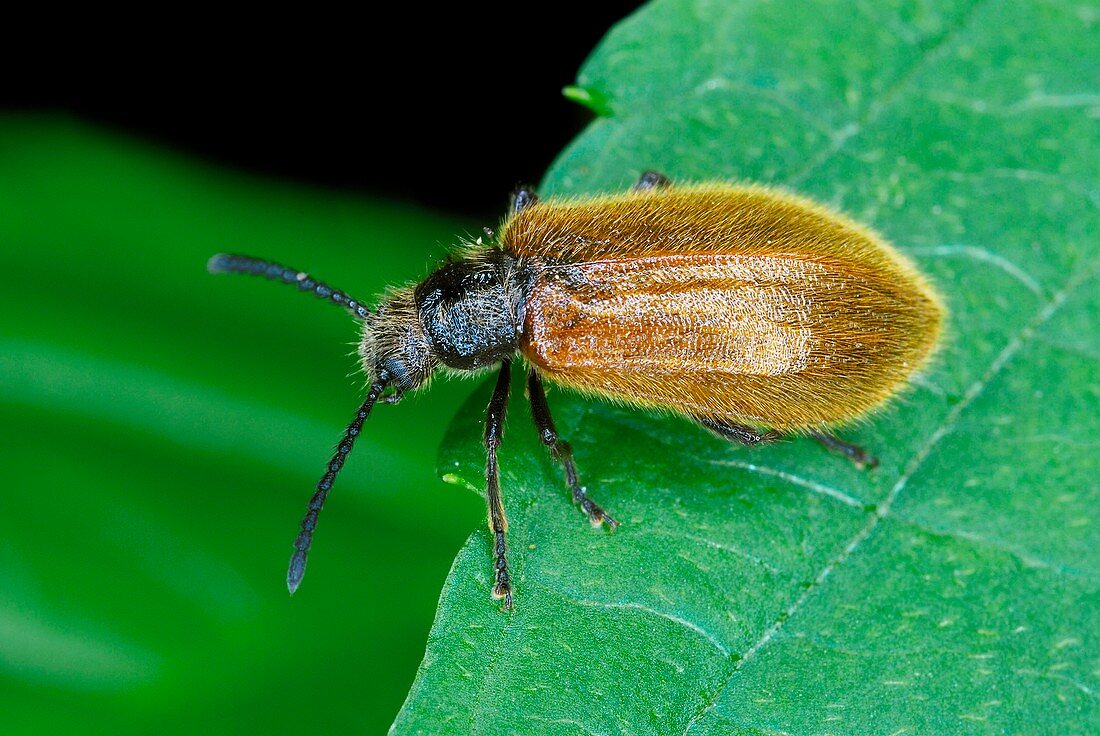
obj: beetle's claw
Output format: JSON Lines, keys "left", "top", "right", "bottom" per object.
{"left": 492, "top": 581, "right": 514, "bottom": 611}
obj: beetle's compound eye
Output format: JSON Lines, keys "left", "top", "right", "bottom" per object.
{"left": 381, "top": 355, "right": 416, "bottom": 390}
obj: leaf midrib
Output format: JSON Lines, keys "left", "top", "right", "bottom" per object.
{"left": 668, "top": 0, "right": 1086, "bottom": 725}
{"left": 682, "top": 251, "right": 1095, "bottom": 732}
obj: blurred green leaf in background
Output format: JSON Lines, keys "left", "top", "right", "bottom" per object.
{"left": 0, "top": 119, "right": 483, "bottom": 733}
{"left": 394, "top": 1, "right": 1100, "bottom": 734}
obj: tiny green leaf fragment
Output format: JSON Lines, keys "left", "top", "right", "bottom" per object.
{"left": 562, "top": 85, "right": 612, "bottom": 117}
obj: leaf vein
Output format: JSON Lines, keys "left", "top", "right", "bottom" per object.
{"left": 909, "top": 244, "right": 1045, "bottom": 297}
{"left": 786, "top": 0, "right": 992, "bottom": 187}
{"left": 680, "top": 259, "right": 1090, "bottom": 734}
{"left": 706, "top": 458, "right": 864, "bottom": 509}
{"left": 534, "top": 581, "right": 731, "bottom": 657}
{"left": 891, "top": 514, "right": 1100, "bottom": 582}
{"left": 574, "top": 600, "right": 731, "bottom": 658}
{"left": 648, "top": 530, "right": 783, "bottom": 576}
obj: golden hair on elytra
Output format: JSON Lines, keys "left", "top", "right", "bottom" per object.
{"left": 209, "top": 170, "right": 944, "bottom": 609}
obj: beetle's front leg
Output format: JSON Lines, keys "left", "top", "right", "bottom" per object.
{"left": 484, "top": 359, "right": 514, "bottom": 609}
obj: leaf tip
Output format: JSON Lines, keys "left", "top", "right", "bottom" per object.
{"left": 562, "top": 85, "right": 612, "bottom": 117}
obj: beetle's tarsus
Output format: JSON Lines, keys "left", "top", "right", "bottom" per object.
{"left": 810, "top": 430, "right": 879, "bottom": 469}
{"left": 493, "top": 581, "right": 514, "bottom": 611}
{"left": 577, "top": 490, "right": 617, "bottom": 529}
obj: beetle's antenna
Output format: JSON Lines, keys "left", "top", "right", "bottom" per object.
{"left": 208, "top": 253, "right": 372, "bottom": 321}
{"left": 287, "top": 377, "right": 388, "bottom": 594}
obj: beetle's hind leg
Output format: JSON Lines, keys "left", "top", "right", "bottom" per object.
{"left": 699, "top": 416, "right": 879, "bottom": 469}
{"left": 695, "top": 416, "right": 783, "bottom": 445}
{"left": 809, "top": 430, "right": 879, "bottom": 469}
{"left": 634, "top": 170, "right": 671, "bottom": 191}
{"left": 484, "top": 360, "right": 515, "bottom": 609}
{"left": 526, "top": 369, "right": 618, "bottom": 530}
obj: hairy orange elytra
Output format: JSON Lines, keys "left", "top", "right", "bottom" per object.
{"left": 209, "top": 171, "right": 944, "bottom": 609}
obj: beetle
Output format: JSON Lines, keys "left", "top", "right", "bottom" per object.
{"left": 209, "top": 171, "right": 944, "bottom": 609}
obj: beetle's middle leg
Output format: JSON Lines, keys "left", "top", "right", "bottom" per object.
{"left": 526, "top": 369, "right": 618, "bottom": 530}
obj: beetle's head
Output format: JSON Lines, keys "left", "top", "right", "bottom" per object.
{"left": 359, "top": 286, "right": 438, "bottom": 396}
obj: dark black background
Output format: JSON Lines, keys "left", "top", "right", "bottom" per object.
{"left": 4, "top": 4, "right": 644, "bottom": 219}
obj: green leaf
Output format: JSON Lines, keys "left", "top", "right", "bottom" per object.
{"left": 394, "top": 1, "right": 1099, "bottom": 733}
{"left": 0, "top": 120, "right": 483, "bottom": 733}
